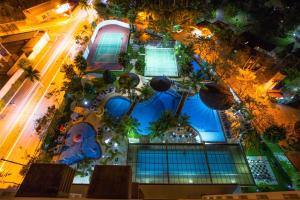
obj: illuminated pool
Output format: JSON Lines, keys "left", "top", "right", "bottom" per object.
{"left": 105, "top": 91, "right": 225, "bottom": 142}
{"left": 105, "top": 96, "right": 131, "bottom": 118}
{"left": 131, "top": 90, "right": 180, "bottom": 135}
{"left": 182, "top": 94, "right": 225, "bottom": 142}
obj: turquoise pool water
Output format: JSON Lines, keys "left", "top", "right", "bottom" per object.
{"left": 182, "top": 94, "right": 225, "bottom": 142}
{"left": 131, "top": 90, "right": 181, "bottom": 135}
{"left": 105, "top": 91, "right": 225, "bottom": 142}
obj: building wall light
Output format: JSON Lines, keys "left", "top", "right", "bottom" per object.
{"left": 56, "top": 3, "right": 71, "bottom": 14}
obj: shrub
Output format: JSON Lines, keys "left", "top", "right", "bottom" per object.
{"left": 135, "top": 57, "right": 145, "bottom": 75}
{"left": 264, "top": 125, "right": 286, "bottom": 143}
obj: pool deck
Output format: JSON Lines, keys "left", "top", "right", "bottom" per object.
{"left": 87, "top": 25, "right": 130, "bottom": 71}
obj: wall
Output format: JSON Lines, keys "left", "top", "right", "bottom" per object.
{"left": 0, "top": 32, "right": 49, "bottom": 100}
{"left": 28, "top": 32, "right": 50, "bottom": 60}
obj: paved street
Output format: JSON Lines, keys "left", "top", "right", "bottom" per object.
{"left": 0, "top": 7, "right": 96, "bottom": 188}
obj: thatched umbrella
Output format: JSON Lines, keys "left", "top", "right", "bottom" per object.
{"left": 199, "top": 82, "right": 234, "bottom": 110}
{"left": 118, "top": 73, "right": 140, "bottom": 88}
{"left": 150, "top": 76, "right": 171, "bottom": 92}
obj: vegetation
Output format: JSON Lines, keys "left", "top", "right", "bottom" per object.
{"left": 149, "top": 111, "right": 190, "bottom": 138}
{"left": 78, "top": 0, "right": 93, "bottom": 11}
{"left": 175, "top": 43, "right": 194, "bottom": 78}
{"left": 135, "top": 55, "right": 146, "bottom": 75}
{"left": 74, "top": 52, "right": 88, "bottom": 75}
{"left": 75, "top": 158, "right": 93, "bottom": 177}
{"left": 264, "top": 125, "right": 286, "bottom": 143}
{"left": 116, "top": 116, "right": 140, "bottom": 138}
{"left": 118, "top": 52, "right": 131, "bottom": 67}
{"left": 17, "top": 58, "right": 41, "bottom": 82}
{"left": 35, "top": 105, "right": 56, "bottom": 135}
{"left": 103, "top": 70, "right": 116, "bottom": 84}
{"left": 124, "top": 46, "right": 146, "bottom": 75}
{"left": 138, "top": 85, "right": 154, "bottom": 100}
{"left": 19, "top": 148, "right": 52, "bottom": 177}
{"left": 102, "top": 113, "right": 139, "bottom": 138}
{"left": 23, "top": 66, "right": 41, "bottom": 82}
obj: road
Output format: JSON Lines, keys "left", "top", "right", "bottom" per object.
{"left": 0, "top": 8, "right": 96, "bottom": 188}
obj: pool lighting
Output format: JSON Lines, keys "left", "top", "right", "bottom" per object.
{"left": 114, "top": 143, "right": 118, "bottom": 147}
{"left": 188, "top": 179, "right": 193, "bottom": 183}
{"left": 287, "top": 184, "right": 293, "bottom": 189}
{"left": 104, "top": 139, "right": 110, "bottom": 144}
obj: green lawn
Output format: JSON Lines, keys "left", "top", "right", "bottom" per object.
{"left": 264, "top": 140, "right": 299, "bottom": 190}
{"left": 272, "top": 36, "right": 295, "bottom": 47}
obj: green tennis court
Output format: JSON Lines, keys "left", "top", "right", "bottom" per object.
{"left": 144, "top": 47, "right": 178, "bottom": 77}
{"left": 92, "top": 32, "right": 124, "bottom": 63}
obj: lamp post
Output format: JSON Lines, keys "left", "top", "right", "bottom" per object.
{"left": 0, "top": 158, "right": 25, "bottom": 166}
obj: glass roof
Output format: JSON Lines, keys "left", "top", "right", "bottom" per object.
{"left": 127, "top": 143, "right": 254, "bottom": 185}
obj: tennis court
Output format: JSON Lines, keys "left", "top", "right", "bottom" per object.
{"left": 144, "top": 47, "right": 178, "bottom": 77}
{"left": 92, "top": 32, "right": 124, "bottom": 64}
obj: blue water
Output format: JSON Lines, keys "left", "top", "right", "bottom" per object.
{"left": 192, "top": 60, "right": 201, "bottom": 73}
{"left": 104, "top": 91, "right": 225, "bottom": 142}
{"left": 59, "top": 123, "right": 101, "bottom": 165}
{"left": 192, "top": 60, "right": 208, "bottom": 79}
{"left": 105, "top": 96, "right": 131, "bottom": 118}
{"left": 182, "top": 94, "right": 225, "bottom": 142}
{"left": 131, "top": 90, "right": 181, "bottom": 135}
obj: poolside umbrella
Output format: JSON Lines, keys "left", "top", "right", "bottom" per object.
{"left": 199, "top": 82, "right": 234, "bottom": 110}
{"left": 150, "top": 76, "right": 171, "bottom": 92}
{"left": 118, "top": 73, "right": 140, "bottom": 88}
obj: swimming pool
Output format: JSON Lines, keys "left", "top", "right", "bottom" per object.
{"left": 182, "top": 94, "right": 225, "bottom": 142}
{"left": 59, "top": 123, "right": 101, "bottom": 165}
{"left": 131, "top": 90, "right": 181, "bottom": 134}
{"left": 105, "top": 96, "right": 131, "bottom": 118}
{"left": 105, "top": 91, "right": 225, "bottom": 142}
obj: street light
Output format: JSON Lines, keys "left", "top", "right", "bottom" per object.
{"left": 0, "top": 158, "right": 25, "bottom": 166}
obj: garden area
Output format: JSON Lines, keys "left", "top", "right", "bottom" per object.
{"left": 17, "top": 0, "right": 300, "bottom": 191}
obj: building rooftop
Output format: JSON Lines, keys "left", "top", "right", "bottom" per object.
{"left": 0, "top": 31, "right": 45, "bottom": 57}
{"left": 127, "top": 143, "right": 254, "bottom": 185}
{"left": 16, "top": 163, "right": 75, "bottom": 198}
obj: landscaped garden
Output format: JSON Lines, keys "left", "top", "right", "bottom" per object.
{"left": 21, "top": 0, "right": 300, "bottom": 192}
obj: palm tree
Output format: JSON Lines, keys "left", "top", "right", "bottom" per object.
{"left": 17, "top": 58, "right": 31, "bottom": 69}
{"left": 177, "top": 114, "right": 190, "bottom": 127}
{"left": 116, "top": 116, "right": 140, "bottom": 137}
{"left": 138, "top": 85, "right": 154, "bottom": 100}
{"left": 74, "top": 53, "right": 88, "bottom": 76}
{"left": 24, "top": 66, "right": 40, "bottom": 83}
{"left": 78, "top": 0, "right": 93, "bottom": 11}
